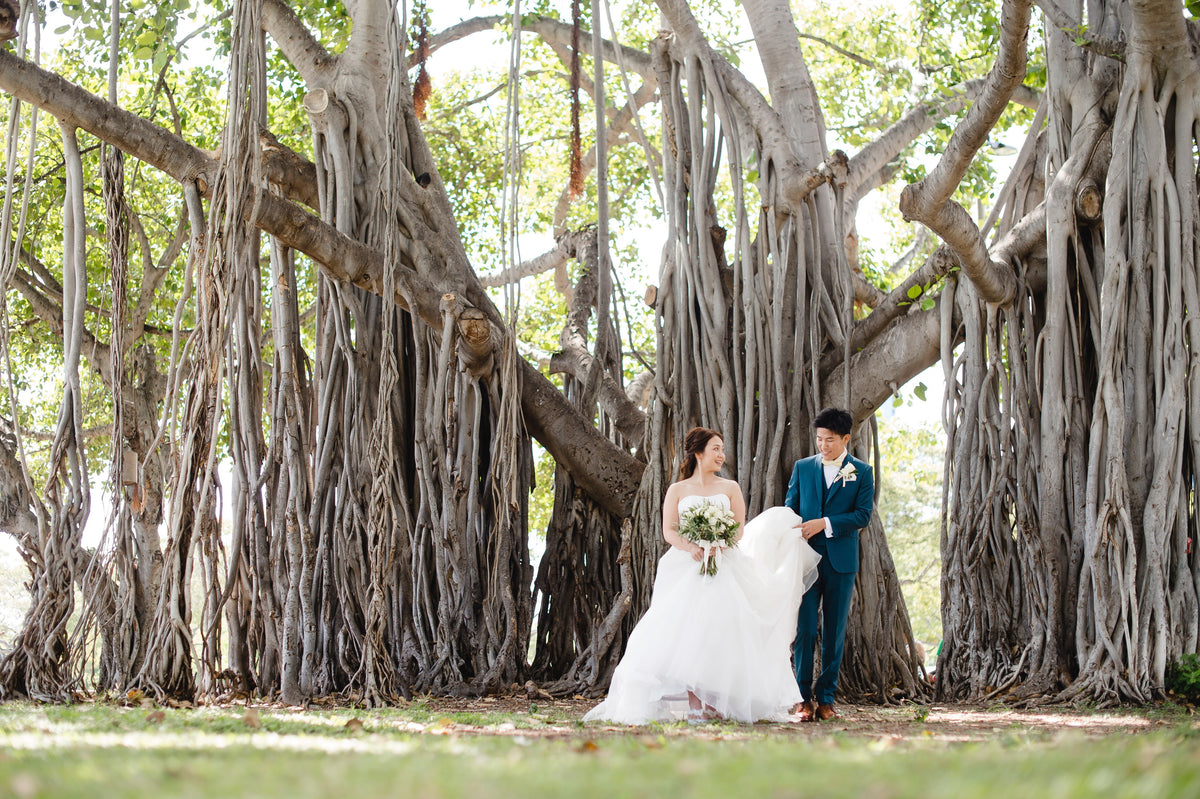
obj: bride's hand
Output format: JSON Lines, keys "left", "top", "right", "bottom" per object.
{"left": 689, "top": 544, "right": 705, "bottom": 562}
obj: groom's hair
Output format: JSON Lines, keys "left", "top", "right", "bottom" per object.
{"left": 813, "top": 407, "right": 853, "bottom": 436}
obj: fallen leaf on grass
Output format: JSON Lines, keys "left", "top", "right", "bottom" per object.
{"left": 145, "top": 710, "right": 166, "bottom": 724}
{"left": 576, "top": 740, "right": 600, "bottom": 753}
{"left": 430, "top": 717, "right": 455, "bottom": 735}
{"left": 344, "top": 718, "right": 365, "bottom": 732}
{"left": 243, "top": 708, "right": 261, "bottom": 729}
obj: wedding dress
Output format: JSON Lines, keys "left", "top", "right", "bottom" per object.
{"left": 584, "top": 495, "right": 821, "bottom": 724}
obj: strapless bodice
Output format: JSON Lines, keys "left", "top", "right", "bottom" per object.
{"left": 677, "top": 493, "right": 732, "bottom": 515}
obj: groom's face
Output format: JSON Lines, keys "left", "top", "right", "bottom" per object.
{"left": 814, "top": 427, "right": 850, "bottom": 461}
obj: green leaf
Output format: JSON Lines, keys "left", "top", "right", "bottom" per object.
{"left": 907, "top": 285, "right": 923, "bottom": 299}
{"left": 152, "top": 49, "right": 171, "bottom": 72}
{"left": 892, "top": 395, "right": 903, "bottom": 408}
{"left": 920, "top": 297, "right": 935, "bottom": 311}
{"left": 53, "top": 25, "right": 71, "bottom": 35}
{"left": 134, "top": 46, "right": 154, "bottom": 61}
{"left": 136, "top": 30, "right": 157, "bottom": 47}
{"left": 913, "top": 382, "right": 927, "bottom": 401}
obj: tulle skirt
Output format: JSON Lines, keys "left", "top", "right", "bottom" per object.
{"left": 584, "top": 507, "right": 820, "bottom": 724}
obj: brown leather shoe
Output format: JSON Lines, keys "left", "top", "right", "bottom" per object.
{"left": 790, "top": 700, "right": 816, "bottom": 722}
{"left": 815, "top": 703, "right": 838, "bottom": 721}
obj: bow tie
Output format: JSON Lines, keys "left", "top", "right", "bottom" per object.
{"left": 822, "top": 456, "right": 846, "bottom": 468}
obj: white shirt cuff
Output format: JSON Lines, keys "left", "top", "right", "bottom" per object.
{"left": 824, "top": 517, "right": 833, "bottom": 537}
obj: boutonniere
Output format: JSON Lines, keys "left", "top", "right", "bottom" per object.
{"left": 837, "top": 463, "right": 857, "bottom": 486}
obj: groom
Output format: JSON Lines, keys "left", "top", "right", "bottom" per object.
{"left": 785, "top": 407, "right": 874, "bottom": 722}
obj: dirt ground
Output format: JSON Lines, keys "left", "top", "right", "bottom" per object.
{"left": 406, "top": 695, "right": 1192, "bottom": 742}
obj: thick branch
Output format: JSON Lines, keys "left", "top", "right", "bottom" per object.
{"left": 1034, "top": 0, "right": 1126, "bottom": 60}
{"left": 847, "top": 246, "right": 957, "bottom": 358}
{"left": 847, "top": 199, "right": 1049, "bottom": 360}
{"left": 1128, "top": 0, "right": 1193, "bottom": 71}
{"left": 738, "top": 0, "right": 828, "bottom": 161}
{"left": 263, "top": 0, "right": 335, "bottom": 84}
{"left": 852, "top": 271, "right": 887, "bottom": 309}
{"left": 898, "top": 0, "right": 1032, "bottom": 305}
{"left": 652, "top": 3, "right": 817, "bottom": 208}
{"left": 549, "top": 237, "right": 647, "bottom": 444}
{"left": 847, "top": 79, "right": 1040, "bottom": 196}
{"left": 479, "top": 229, "right": 591, "bottom": 288}
{"left": 260, "top": 128, "right": 319, "bottom": 209}
{"left": 0, "top": 49, "right": 644, "bottom": 516}
{"left": 828, "top": 300, "right": 947, "bottom": 424}
{"left": 423, "top": 15, "right": 655, "bottom": 79}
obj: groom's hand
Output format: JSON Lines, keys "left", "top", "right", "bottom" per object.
{"left": 797, "top": 519, "right": 826, "bottom": 539}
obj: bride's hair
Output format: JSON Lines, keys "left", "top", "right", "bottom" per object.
{"left": 679, "top": 427, "right": 722, "bottom": 479}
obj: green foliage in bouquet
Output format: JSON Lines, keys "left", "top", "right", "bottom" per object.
{"left": 678, "top": 500, "right": 740, "bottom": 576}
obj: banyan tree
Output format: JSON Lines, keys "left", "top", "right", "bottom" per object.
{"left": 0, "top": 0, "right": 1195, "bottom": 707}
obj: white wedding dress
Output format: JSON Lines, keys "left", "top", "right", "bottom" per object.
{"left": 584, "top": 495, "right": 821, "bottom": 724}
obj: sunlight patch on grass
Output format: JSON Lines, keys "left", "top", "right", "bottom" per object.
{"left": 2, "top": 728, "right": 422, "bottom": 755}
{"left": 1, "top": 702, "right": 1197, "bottom": 799}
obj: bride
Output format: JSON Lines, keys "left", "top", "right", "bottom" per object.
{"left": 585, "top": 427, "right": 821, "bottom": 724}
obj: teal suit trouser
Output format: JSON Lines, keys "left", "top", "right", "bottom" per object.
{"left": 793, "top": 536, "right": 855, "bottom": 705}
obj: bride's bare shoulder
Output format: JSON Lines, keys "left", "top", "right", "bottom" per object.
{"left": 663, "top": 481, "right": 687, "bottom": 500}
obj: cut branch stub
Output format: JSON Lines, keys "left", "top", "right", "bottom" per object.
{"left": 303, "top": 87, "right": 329, "bottom": 114}
{"left": 1074, "top": 178, "right": 1103, "bottom": 222}
{"left": 456, "top": 311, "right": 494, "bottom": 377}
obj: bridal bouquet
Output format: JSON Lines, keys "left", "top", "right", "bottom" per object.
{"left": 678, "top": 500, "right": 739, "bottom": 576}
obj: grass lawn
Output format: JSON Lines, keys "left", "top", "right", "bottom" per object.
{"left": 1, "top": 697, "right": 1197, "bottom": 798}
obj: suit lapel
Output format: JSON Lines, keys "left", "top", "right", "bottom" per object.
{"left": 826, "top": 467, "right": 841, "bottom": 501}
{"left": 825, "top": 455, "right": 853, "bottom": 503}
{"left": 812, "top": 456, "right": 825, "bottom": 500}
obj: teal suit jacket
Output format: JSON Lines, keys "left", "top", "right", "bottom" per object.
{"left": 784, "top": 454, "right": 874, "bottom": 573}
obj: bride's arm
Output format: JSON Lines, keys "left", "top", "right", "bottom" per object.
{"left": 729, "top": 484, "right": 747, "bottom": 544}
{"left": 662, "top": 484, "right": 703, "bottom": 559}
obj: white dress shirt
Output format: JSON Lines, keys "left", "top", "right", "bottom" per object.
{"left": 819, "top": 453, "right": 847, "bottom": 538}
